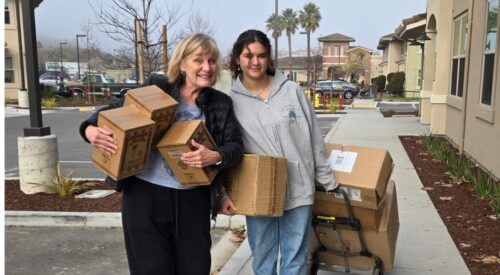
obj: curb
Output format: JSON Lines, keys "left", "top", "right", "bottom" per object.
{"left": 5, "top": 210, "right": 246, "bottom": 229}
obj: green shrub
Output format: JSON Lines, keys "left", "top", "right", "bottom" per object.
{"left": 386, "top": 72, "right": 405, "bottom": 95}
{"left": 376, "top": 75, "right": 386, "bottom": 92}
{"left": 387, "top": 72, "right": 395, "bottom": 83}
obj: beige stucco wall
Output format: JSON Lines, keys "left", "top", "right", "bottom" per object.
{"left": 405, "top": 44, "right": 423, "bottom": 98}
{"left": 371, "top": 55, "right": 383, "bottom": 79}
{"left": 5, "top": 0, "right": 23, "bottom": 100}
{"left": 388, "top": 41, "right": 404, "bottom": 73}
{"left": 445, "top": 0, "right": 469, "bottom": 148}
{"left": 461, "top": 0, "right": 500, "bottom": 178}
{"left": 421, "top": 0, "right": 452, "bottom": 133}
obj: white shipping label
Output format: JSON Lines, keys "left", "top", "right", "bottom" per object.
{"left": 329, "top": 150, "right": 358, "bottom": 173}
{"left": 334, "top": 187, "right": 363, "bottom": 202}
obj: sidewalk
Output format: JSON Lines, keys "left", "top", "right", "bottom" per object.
{"left": 220, "top": 99, "right": 471, "bottom": 274}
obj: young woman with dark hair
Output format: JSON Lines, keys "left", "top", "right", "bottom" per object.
{"left": 221, "top": 29, "right": 338, "bottom": 275}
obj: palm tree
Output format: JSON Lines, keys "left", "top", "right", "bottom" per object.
{"left": 265, "top": 13, "right": 284, "bottom": 62}
{"left": 299, "top": 2, "right": 321, "bottom": 84}
{"left": 282, "top": 8, "right": 298, "bottom": 80}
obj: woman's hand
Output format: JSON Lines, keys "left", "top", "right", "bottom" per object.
{"left": 85, "top": 125, "right": 118, "bottom": 157}
{"left": 180, "top": 140, "right": 221, "bottom": 168}
{"left": 219, "top": 197, "right": 237, "bottom": 216}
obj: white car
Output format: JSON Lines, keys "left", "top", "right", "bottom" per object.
{"left": 39, "top": 75, "right": 66, "bottom": 86}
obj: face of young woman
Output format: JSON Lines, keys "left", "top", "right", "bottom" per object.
{"left": 181, "top": 47, "right": 218, "bottom": 90}
{"left": 238, "top": 42, "right": 269, "bottom": 81}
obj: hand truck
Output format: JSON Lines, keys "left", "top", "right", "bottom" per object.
{"left": 310, "top": 188, "right": 384, "bottom": 275}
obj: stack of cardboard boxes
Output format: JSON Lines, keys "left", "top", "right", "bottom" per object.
{"left": 92, "top": 86, "right": 178, "bottom": 180}
{"left": 92, "top": 85, "right": 222, "bottom": 186}
{"left": 311, "top": 144, "right": 399, "bottom": 272}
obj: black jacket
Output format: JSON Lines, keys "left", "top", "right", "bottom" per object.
{"left": 79, "top": 74, "right": 243, "bottom": 219}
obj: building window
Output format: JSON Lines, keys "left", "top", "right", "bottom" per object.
{"left": 481, "top": 0, "right": 498, "bottom": 105}
{"left": 450, "top": 13, "right": 468, "bottom": 97}
{"left": 5, "top": 56, "right": 15, "bottom": 83}
{"left": 5, "top": 0, "right": 10, "bottom": 24}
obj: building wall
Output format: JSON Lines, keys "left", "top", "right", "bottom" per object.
{"left": 4, "top": 0, "right": 23, "bottom": 99}
{"left": 462, "top": 0, "right": 500, "bottom": 178}
{"left": 388, "top": 40, "right": 405, "bottom": 73}
{"left": 371, "top": 54, "right": 383, "bottom": 79}
{"left": 405, "top": 44, "right": 423, "bottom": 97}
{"left": 322, "top": 41, "right": 349, "bottom": 79}
{"left": 426, "top": 0, "right": 500, "bottom": 178}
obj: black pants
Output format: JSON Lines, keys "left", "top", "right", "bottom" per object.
{"left": 122, "top": 177, "right": 211, "bottom": 275}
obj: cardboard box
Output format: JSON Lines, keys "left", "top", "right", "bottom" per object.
{"left": 311, "top": 180, "right": 399, "bottom": 272}
{"left": 225, "top": 154, "right": 287, "bottom": 217}
{"left": 124, "top": 85, "right": 179, "bottom": 147}
{"left": 157, "top": 120, "right": 218, "bottom": 186}
{"left": 92, "top": 105, "right": 155, "bottom": 180}
{"left": 325, "top": 143, "right": 393, "bottom": 209}
{"left": 314, "top": 177, "right": 391, "bottom": 231}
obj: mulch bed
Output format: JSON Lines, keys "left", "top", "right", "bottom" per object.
{"left": 5, "top": 180, "right": 122, "bottom": 212}
{"left": 399, "top": 136, "right": 499, "bottom": 275}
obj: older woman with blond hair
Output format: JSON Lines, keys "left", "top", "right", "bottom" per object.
{"left": 79, "top": 33, "right": 243, "bottom": 274}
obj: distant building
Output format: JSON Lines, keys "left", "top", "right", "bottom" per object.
{"left": 277, "top": 55, "right": 322, "bottom": 85}
{"left": 318, "top": 33, "right": 374, "bottom": 85}
{"left": 4, "top": 0, "right": 45, "bottom": 99}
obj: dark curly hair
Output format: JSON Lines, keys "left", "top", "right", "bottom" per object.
{"left": 228, "top": 29, "right": 275, "bottom": 80}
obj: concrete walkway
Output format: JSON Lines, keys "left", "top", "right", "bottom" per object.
{"left": 219, "top": 99, "right": 471, "bottom": 274}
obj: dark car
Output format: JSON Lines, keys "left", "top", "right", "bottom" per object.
{"left": 314, "top": 80, "right": 359, "bottom": 99}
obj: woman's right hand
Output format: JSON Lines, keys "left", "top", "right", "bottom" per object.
{"left": 85, "top": 125, "right": 118, "bottom": 156}
{"left": 220, "top": 197, "right": 237, "bottom": 216}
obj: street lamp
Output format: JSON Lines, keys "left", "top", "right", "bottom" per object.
{"left": 300, "top": 31, "right": 310, "bottom": 85}
{"left": 76, "top": 34, "right": 86, "bottom": 80}
{"left": 59, "top": 42, "right": 67, "bottom": 83}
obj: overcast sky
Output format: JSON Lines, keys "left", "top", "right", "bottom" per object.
{"left": 34, "top": 0, "right": 426, "bottom": 55}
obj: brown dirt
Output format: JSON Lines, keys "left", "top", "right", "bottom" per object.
{"left": 5, "top": 181, "right": 121, "bottom": 212}
{"left": 380, "top": 111, "right": 418, "bottom": 117}
{"left": 5, "top": 135, "right": 498, "bottom": 274}
{"left": 399, "top": 136, "right": 499, "bottom": 275}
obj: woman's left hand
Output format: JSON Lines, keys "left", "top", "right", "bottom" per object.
{"left": 180, "top": 140, "right": 221, "bottom": 168}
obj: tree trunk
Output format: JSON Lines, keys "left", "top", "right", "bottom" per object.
{"left": 288, "top": 33, "right": 293, "bottom": 80}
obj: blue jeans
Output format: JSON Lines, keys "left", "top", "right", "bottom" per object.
{"left": 246, "top": 205, "right": 313, "bottom": 275}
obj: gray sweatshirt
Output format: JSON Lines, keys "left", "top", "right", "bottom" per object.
{"left": 229, "top": 70, "right": 337, "bottom": 210}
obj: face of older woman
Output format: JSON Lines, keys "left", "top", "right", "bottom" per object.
{"left": 181, "top": 47, "right": 218, "bottom": 90}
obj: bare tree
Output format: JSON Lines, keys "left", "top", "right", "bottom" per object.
{"left": 90, "top": 0, "right": 192, "bottom": 77}
{"left": 178, "top": 12, "right": 216, "bottom": 39}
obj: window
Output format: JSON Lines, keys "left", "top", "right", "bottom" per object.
{"left": 450, "top": 13, "right": 468, "bottom": 97}
{"left": 5, "top": 0, "right": 10, "bottom": 24}
{"left": 5, "top": 56, "right": 15, "bottom": 83}
{"left": 481, "top": 0, "right": 498, "bottom": 105}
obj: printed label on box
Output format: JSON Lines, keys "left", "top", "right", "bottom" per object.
{"left": 329, "top": 150, "right": 358, "bottom": 173}
{"left": 334, "top": 187, "right": 363, "bottom": 202}
{"left": 168, "top": 151, "right": 183, "bottom": 158}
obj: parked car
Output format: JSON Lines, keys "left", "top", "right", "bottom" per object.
{"left": 314, "top": 80, "right": 359, "bottom": 99}
{"left": 65, "top": 73, "right": 138, "bottom": 98}
{"left": 105, "top": 78, "right": 116, "bottom": 84}
{"left": 125, "top": 76, "right": 138, "bottom": 84}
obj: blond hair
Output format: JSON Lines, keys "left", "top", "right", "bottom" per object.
{"left": 167, "top": 33, "right": 220, "bottom": 85}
